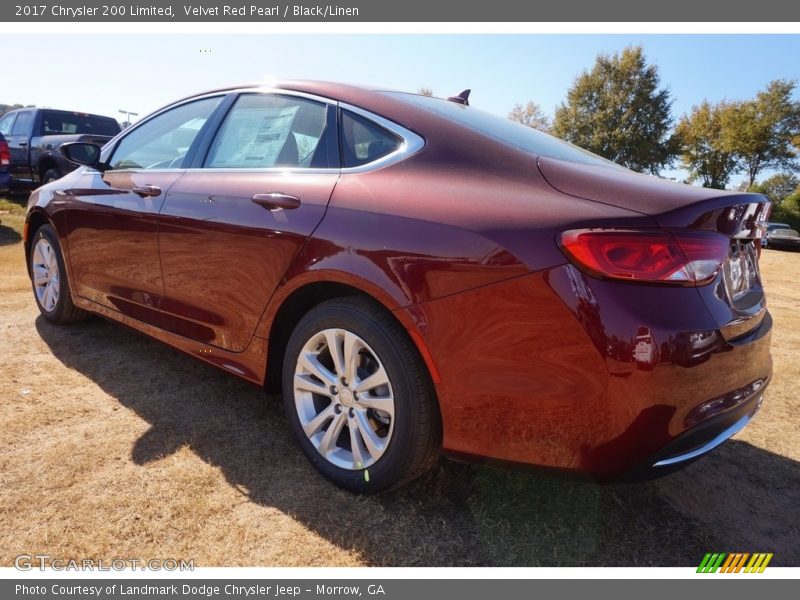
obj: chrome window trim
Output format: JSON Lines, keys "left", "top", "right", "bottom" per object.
{"left": 99, "top": 87, "right": 425, "bottom": 175}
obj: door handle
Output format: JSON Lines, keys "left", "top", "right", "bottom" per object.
{"left": 251, "top": 192, "right": 301, "bottom": 211}
{"left": 132, "top": 185, "right": 162, "bottom": 198}
{"left": 19, "top": 142, "right": 28, "bottom": 147}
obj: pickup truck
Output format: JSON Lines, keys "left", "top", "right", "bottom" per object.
{"left": 0, "top": 108, "right": 120, "bottom": 189}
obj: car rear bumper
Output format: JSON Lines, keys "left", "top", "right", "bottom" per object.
{"left": 0, "top": 171, "right": 10, "bottom": 193}
{"left": 618, "top": 379, "right": 766, "bottom": 481}
{"left": 402, "top": 264, "right": 773, "bottom": 480}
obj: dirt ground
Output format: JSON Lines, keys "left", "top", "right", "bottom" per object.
{"left": 1, "top": 196, "right": 798, "bottom": 567}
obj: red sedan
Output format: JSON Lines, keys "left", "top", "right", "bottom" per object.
{"left": 24, "top": 81, "right": 772, "bottom": 492}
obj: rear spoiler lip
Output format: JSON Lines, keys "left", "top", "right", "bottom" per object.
{"left": 654, "top": 193, "right": 771, "bottom": 238}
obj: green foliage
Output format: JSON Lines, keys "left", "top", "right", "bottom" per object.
{"left": 552, "top": 46, "right": 676, "bottom": 174}
{"left": 0, "top": 103, "right": 34, "bottom": 117}
{"left": 771, "top": 192, "right": 800, "bottom": 230}
{"left": 734, "top": 80, "right": 800, "bottom": 187}
{"left": 675, "top": 100, "right": 742, "bottom": 189}
{"left": 508, "top": 101, "right": 551, "bottom": 133}
{"left": 748, "top": 172, "right": 800, "bottom": 205}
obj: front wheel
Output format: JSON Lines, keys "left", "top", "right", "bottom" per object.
{"left": 282, "top": 297, "right": 440, "bottom": 493}
{"left": 29, "top": 224, "right": 88, "bottom": 324}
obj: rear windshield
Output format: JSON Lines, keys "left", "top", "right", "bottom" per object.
{"left": 382, "top": 92, "right": 621, "bottom": 169}
{"left": 40, "top": 111, "right": 121, "bottom": 136}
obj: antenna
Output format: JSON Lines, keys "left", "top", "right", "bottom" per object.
{"left": 446, "top": 89, "right": 471, "bottom": 106}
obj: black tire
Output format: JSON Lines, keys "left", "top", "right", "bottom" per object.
{"left": 42, "top": 168, "right": 62, "bottom": 184}
{"left": 29, "top": 224, "right": 88, "bottom": 324}
{"left": 282, "top": 296, "right": 441, "bottom": 493}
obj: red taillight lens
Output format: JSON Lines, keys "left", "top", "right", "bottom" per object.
{"left": 0, "top": 141, "right": 10, "bottom": 166}
{"left": 559, "top": 229, "right": 730, "bottom": 285}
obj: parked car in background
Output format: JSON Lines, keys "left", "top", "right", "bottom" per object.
{"left": 0, "top": 108, "right": 120, "bottom": 189}
{"left": 763, "top": 226, "right": 800, "bottom": 250}
{"left": 24, "top": 81, "right": 773, "bottom": 493}
{"left": 0, "top": 132, "right": 10, "bottom": 194}
{"left": 761, "top": 222, "right": 796, "bottom": 249}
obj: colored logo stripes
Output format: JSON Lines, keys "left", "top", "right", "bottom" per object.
{"left": 697, "top": 552, "right": 773, "bottom": 573}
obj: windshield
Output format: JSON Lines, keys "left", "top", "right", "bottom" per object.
{"left": 383, "top": 92, "right": 622, "bottom": 169}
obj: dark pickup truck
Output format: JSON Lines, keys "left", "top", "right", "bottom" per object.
{"left": 0, "top": 108, "right": 120, "bottom": 189}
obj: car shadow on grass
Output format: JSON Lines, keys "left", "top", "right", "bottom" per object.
{"left": 0, "top": 223, "right": 22, "bottom": 246}
{"left": 35, "top": 316, "right": 800, "bottom": 567}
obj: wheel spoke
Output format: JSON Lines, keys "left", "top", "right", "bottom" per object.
{"left": 43, "top": 282, "right": 54, "bottom": 310}
{"left": 33, "top": 268, "right": 48, "bottom": 286}
{"left": 45, "top": 244, "right": 56, "bottom": 270}
{"left": 353, "top": 365, "right": 390, "bottom": 393}
{"left": 348, "top": 420, "right": 366, "bottom": 469}
{"left": 357, "top": 392, "right": 394, "bottom": 418}
{"left": 298, "top": 351, "right": 337, "bottom": 386}
{"left": 342, "top": 331, "right": 360, "bottom": 384}
{"left": 354, "top": 409, "right": 386, "bottom": 460}
{"left": 324, "top": 329, "right": 345, "bottom": 379}
{"left": 294, "top": 373, "right": 332, "bottom": 397}
{"left": 302, "top": 402, "right": 336, "bottom": 437}
{"left": 317, "top": 410, "right": 346, "bottom": 457}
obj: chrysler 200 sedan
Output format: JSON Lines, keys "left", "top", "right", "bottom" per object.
{"left": 24, "top": 81, "right": 772, "bottom": 492}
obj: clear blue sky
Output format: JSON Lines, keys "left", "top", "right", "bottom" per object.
{"left": 6, "top": 34, "right": 800, "bottom": 183}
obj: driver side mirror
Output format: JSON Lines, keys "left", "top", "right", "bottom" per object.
{"left": 61, "top": 142, "right": 105, "bottom": 170}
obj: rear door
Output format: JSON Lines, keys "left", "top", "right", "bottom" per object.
{"left": 157, "top": 91, "right": 340, "bottom": 351}
{"left": 64, "top": 95, "right": 226, "bottom": 325}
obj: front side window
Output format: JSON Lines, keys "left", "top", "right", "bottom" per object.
{"left": 205, "top": 94, "right": 329, "bottom": 169}
{"left": 109, "top": 96, "right": 223, "bottom": 170}
{"left": 340, "top": 110, "right": 401, "bottom": 168}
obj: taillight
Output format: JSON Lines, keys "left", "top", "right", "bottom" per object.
{"left": 0, "top": 141, "right": 10, "bottom": 166}
{"left": 559, "top": 229, "right": 730, "bottom": 285}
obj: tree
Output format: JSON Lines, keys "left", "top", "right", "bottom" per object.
{"left": 508, "top": 101, "right": 551, "bottom": 132}
{"left": 748, "top": 172, "right": 800, "bottom": 205}
{"left": 675, "top": 100, "right": 741, "bottom": 189}
{"left": 552, "top": 46, "right": 676, "bottom": 174}
{"left": 733, "top": 80, "right": 800, "bottom": 187}
{"left": 0, "top": 103, "right": 34, "bottom": 117}
{"left": 417, "top": 87, "right": 433, "bottom": 97}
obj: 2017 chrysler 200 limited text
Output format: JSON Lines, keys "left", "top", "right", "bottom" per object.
{"left": 24, "top": 82, "right": 772, "bottom": 492}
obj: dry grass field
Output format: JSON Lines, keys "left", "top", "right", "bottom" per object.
{"left": 1, "top": 195, "right": 798, "bottom": 567}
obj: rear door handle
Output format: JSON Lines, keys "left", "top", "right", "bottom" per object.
{"left": 251, "top": 192, "right": 301, "bottom": 211}
{"left": 132, "top": 185, "right": 162, "bottom": 197}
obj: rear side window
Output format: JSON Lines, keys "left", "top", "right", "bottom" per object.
{"left": 340, "top": 110, "right": 401, "bottom": 168}
{"left": 40, "top": 112, "right": 121, "bottom": 136}
{"left": 11, "top": 112, "right": 33, "bottom": 136}
{"left": 205, "top": 94, "right": 329, "bottom": 169}
{"left": 0, "top": 113, "right": 15, "bottom": 136}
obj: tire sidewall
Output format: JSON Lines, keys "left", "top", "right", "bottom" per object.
{"left": 282, "top": 301, "right": 422, "bottom": 493}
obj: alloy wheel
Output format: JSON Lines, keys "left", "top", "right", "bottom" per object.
{"left": 32, "top": 237, "right": 60, "bottom": 312}
{"left": 293, "top": 328, "right": 395, "bottom": 470}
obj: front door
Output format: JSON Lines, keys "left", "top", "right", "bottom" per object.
{"left": 64, "top": 95, "right": 226, "bottom": 325}
{"left": 157, "top": 92, "right": 340, "bottom": 351}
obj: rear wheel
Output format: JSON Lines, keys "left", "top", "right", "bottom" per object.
{"left": 282, "top": 297, "right": 440, "bottom": 493}
{"left": 42, "top": 168, "right": 62, "bottom": 184}
{"left": 29, "top": 224, "right": 88, "bottom": 324}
